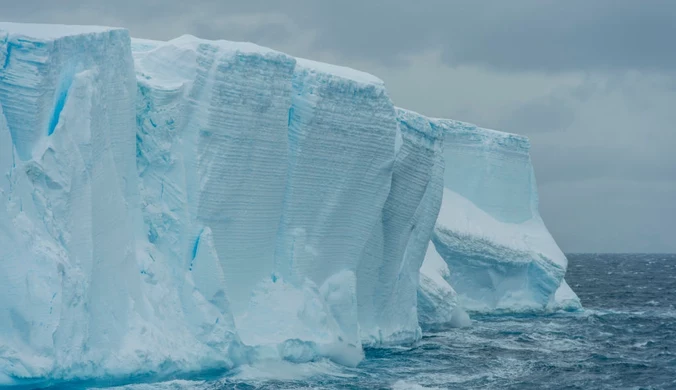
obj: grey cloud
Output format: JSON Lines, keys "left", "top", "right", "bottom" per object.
{"left": 502, "top": 96, "right": 576, "bottom": 134}
{"left": 1, "top": 1, "right": 674, "bottom": 252}
{"left": 5, "top": 0, "right": 676, "bottom": 72}
{"left": 531, "top": 144, "right": 676, "bottom": 185}
{"left": 300, "top": 0, "right": 676, "bottom": 72}
{"left": 539, "top": 179, "right": 676, "bottom": 253}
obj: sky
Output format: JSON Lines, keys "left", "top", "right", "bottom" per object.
{"left": 2, "top": 0, "right": 675, "bottom": 253}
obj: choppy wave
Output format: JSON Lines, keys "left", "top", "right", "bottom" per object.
{"left": 98, "top": 254, "right": 676, "bottom": 389}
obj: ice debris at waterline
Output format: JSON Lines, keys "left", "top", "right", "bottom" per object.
{"left": 0, "top": 22, "right": 580, "bottom": 386}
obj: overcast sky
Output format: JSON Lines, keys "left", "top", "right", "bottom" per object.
{"left": 3, "top": 0, "right": 675, "bottom": 253}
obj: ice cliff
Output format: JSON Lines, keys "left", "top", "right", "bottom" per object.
{"left": 419, "top": 120, "right": 581, "bottom": 316}
{"left": 0, "top": 22, "right": 577, "bottom": 386}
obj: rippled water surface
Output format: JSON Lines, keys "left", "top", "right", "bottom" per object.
{"left": 109, "top": 254, "right": 676, "bottom": 390}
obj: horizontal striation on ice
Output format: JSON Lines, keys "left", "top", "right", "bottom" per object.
{"left": 274, "top": 57, "right": 398, "bottom": 347}
{"left": 134, "top": 35, "right": 296, "bottom": 316}
{"left": 427, "top": 119, "right": 580, "bottom": 313}
{"left": 358, "top": 108, "right": 444, "bottom": 345}
{"left": 437, "top": 119, "right": 533, "bottom": 224}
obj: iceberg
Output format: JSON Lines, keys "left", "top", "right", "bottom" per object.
{"left": 421, "top": 119, "right": 581, "bottom": 313}
{"left": 0, "top": 22, "right": 578, "bottom": 387}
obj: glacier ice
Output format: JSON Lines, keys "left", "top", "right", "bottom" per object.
{"left": 417, "top": 242, "right": 471, "bottom": 329}
{"left": 274, "top": 57, "right": 397, "bottom": 349}
{"left": 133, "top": 35, "right": 296, "bottom": 317}
{"left": 0, "top": 23, "right": 151, "bottom": 382}
{"left": 357, "top": 108, "right": 444, "bottom": 345}
{"left": 0, "top": 22, "right": 579, "bottom": 387}
{"left": 422, "top": 119, "right": 581, "bottom": 313}
{"left": 548, "top": 279, "right": 582, "bottom": 312}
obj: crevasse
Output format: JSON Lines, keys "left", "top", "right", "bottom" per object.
{"left": 0, "top": 22, "right": 579, "bottom": 387}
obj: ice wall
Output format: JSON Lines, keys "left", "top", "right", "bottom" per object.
{"left": 0, "top": 25, "right": 256, "bottom": 387}
{"left": 273, "top": 59, "right": 397, "bottom": 347}
{"left": 133, "top": 35, "right": 295, "bottom": 315}
{"left": 358, "top": 108, "right": 444, "bottom": 345}
{"left": 0, "top": 22, "right": 578, "bottom": 387}
{"left": 426, "top": 119, "right": 580, "bottom": 313}
{"left": 134, "top": 40, "right": 401, "bottom": 356}
{"left": 0, "top": 23, "right": 148, "bottom": 382}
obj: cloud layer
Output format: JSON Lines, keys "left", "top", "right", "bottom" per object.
{"left": 3, "top": 0, "right": 674, "bottom": 252}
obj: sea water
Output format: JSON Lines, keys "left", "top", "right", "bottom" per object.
{"left": 90, "top": 254, "right": 676, "bottom": 389}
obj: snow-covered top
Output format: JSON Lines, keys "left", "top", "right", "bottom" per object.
{"left": 0, "top": 22, "right": 120, "bottom": 40}
{"left": 432, "top": 118, "right": 531, "bottom": 153}
{"left": 1, "top": 23, "right": 383, "bottom": 89}
{"left": 130, "top": 38, "right": 164, "bottom": 53}
{"left": 132, "top": 34, "right": 297, "bottom": 93}
{"left": 132, "top": 35, "right": 383, "bottom": 87}
{"left": 433, "top": 118, "right": 527, "bottom": 142}
{"left": 132, "top": 35, "right": 291, "bottom": 60}
{"left": 170, "top": 34, "right": 286, "bottom": 57}
{"left": 296, "top": 57, "right": 384, "bottom": 86}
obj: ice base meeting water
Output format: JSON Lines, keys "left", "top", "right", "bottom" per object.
{"left": 107, "top": 254, "right": 675, "bottom": 390}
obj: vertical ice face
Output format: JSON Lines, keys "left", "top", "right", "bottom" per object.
{"left": 358, "top": 108, "right": 444, "bottom": 345}
{"left": 134, "top": 36, "right": 296, "bottom": 315}
{"left": 133, "top": 39, "right": 391, "bottom": 363}
{"left": 274, "top": 59, "right": 398, "bottom": 344}
{"left": 428, "top": 119, "right": 579, "bottom": 312}
{"left": 440, "top": 120, "right": 535, "bottom": 223}
{"left": 0, "top": 23, "right": 142, "bottom": 379}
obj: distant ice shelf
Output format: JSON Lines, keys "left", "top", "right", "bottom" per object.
{"left": 0, "top": 22, "right": 579, "bottom": 387}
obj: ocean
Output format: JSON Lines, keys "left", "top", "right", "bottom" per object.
{"left": 106, "top": 254, "right": 676, "bottom": 390}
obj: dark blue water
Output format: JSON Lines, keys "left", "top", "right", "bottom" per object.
{"left": 116, "top": 254, "right": 676, "bottom": 390}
